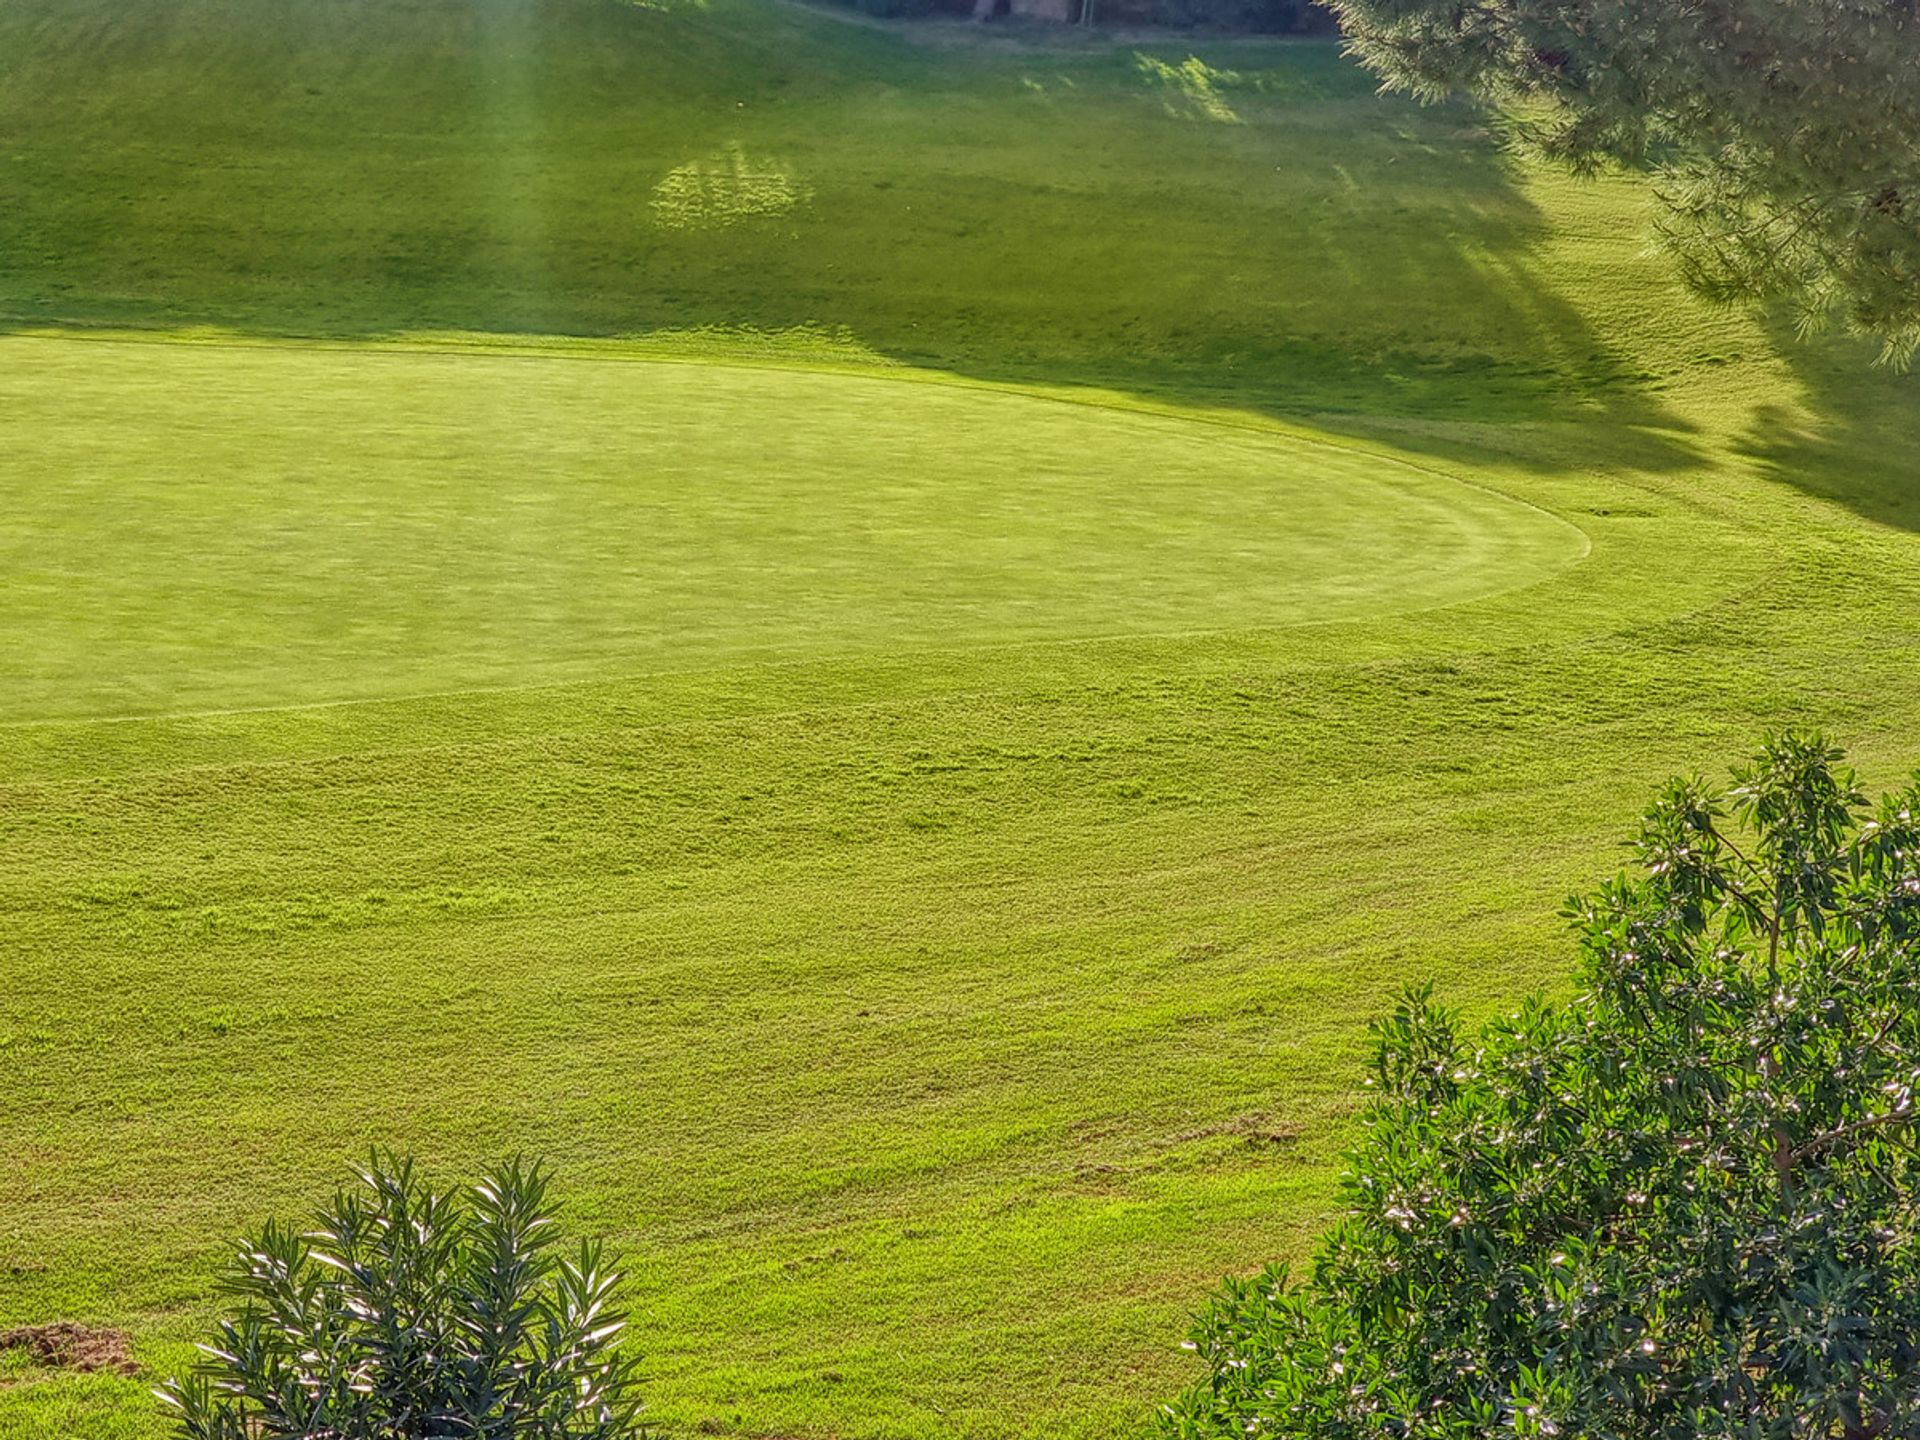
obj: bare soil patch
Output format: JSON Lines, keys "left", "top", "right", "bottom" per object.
{"left": 0, "top": 1323, "right": 136, "bottom": 1375}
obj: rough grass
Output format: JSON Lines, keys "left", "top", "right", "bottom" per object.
{"left": 4, "top": 1, "right": 1920, "bottom": 1439}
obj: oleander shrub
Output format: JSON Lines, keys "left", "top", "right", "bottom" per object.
{"left": 159, "top": 1153, "right": 642, "bottom": 1440}
{"left": 1165, "top": 732, "right": 1920, "bottom": 1439}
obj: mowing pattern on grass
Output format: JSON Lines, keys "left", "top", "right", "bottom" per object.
{"left": 2, "top": 335, "right": 1580, "bottom": 720}
{"left": 4, "top": 1, "right": 1920, "bottom": 1439}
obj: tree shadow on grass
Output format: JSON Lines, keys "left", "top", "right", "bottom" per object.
{"left": 1731, "top": 329, "right": 1920, "bottom": 533}
{"left": 0, "top": 0, "right": 1703, "bottom": 474}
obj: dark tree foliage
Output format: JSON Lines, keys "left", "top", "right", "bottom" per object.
{"left": 846, "top": 0, "right": 1331, "bottom": 25}
{"left": 1328, "top": 0, "right": 1920, "bottom": 363}
{"left": 1128, "top": 0, "right": 1336, "bottom": 32}
{"left": 159, "top": 1154, "right": 643, "bottom": 1440}
{"left": 1164, "top": 733, "right": 1920, "bottom": 1438}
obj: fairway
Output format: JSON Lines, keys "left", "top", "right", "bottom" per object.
{"left": 6, "top": 0, "right": 1920, "bottom": 1437}
{"left": 2, "top": 335, "right": 1578, "bottom": 720}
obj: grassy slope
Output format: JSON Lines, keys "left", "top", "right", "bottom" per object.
{"left": 5, "top": 1, "right": 1920, "bottom": 1438}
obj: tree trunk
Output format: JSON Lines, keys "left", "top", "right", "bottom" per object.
{"left": 972, "top": 0, "right": 996, "bottom": 21}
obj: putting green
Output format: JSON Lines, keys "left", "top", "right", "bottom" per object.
{"left": 2, "top": 335, "right": 1583, "bottom": 721}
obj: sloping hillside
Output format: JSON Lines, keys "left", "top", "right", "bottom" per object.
{"left": 2, "top": 0, "right": 1711, "bottom": 414}
{"left": 5, "top": 3, "right": 1920, "bottom": 1440}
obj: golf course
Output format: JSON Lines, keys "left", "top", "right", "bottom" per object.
{"left": 4, "top": 0, "right": 1920, "bottom": 1435}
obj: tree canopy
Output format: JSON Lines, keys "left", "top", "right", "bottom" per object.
{"left": 1165, "top": 733, "right": 1920, "bottom": 1438}
{"left": 1329, "top": 0, "right": 1920, "bottom": 363}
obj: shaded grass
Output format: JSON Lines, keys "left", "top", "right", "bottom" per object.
{"left": 3, "top": 1, "right": 1920, "bottom": 1439}
{"left": 0, "top": 0, "right": 1686, "bottom": 428}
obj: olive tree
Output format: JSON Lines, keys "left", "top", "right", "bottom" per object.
{"left": 1165, "top": 732, "right": 1920, "bottom": 1438}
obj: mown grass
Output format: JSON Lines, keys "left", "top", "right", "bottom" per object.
{"left": 4, "top": 0, "right": 1920, "bottom": 1438}
{"left": 1, "top": 334, "right": 1581, "bottom": 720}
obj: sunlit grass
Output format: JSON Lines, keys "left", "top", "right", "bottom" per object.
{"left": 652, "top": 143, "right": 814, "bottom": 229}
{"left": 1, "top": 333, "right": 1581, "bottom": 719}
{"left": 4, "top": 2, "right": 1920, "bottom": 1440}
{"left": 1134, "top": 55, "right": 1243, "bottom": 123}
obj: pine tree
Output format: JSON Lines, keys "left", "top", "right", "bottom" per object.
{"left": 1330, "top": 0, "right": 1920, "bottom": 363}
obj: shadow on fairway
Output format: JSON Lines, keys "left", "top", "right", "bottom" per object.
{"left": 1732, "top": 332, "right": 1920, "bottom": 533}
{"left": 0, "top": 0, "right": 1704, "bottom": 476}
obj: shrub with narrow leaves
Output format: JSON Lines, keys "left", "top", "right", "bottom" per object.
{"left": 1164, "top": 732, "right": 1920, "bottom": 1439}
{"left": 159, "top": 1154, "right": 642, "bottom": 1439}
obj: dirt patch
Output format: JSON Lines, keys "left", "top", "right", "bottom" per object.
{"left": 1170, "top": 1112, "right": 1302, "bottom": 1148}
{"left": 0, "top": 1323, "right": 136, "bottom": 1376}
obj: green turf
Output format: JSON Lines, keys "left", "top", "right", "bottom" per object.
{"left": 5, "top": 1, "right": 1920, "bottom": 1438}
{"left": 2, "top": 334, "right": 1580, "bottom": 719}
